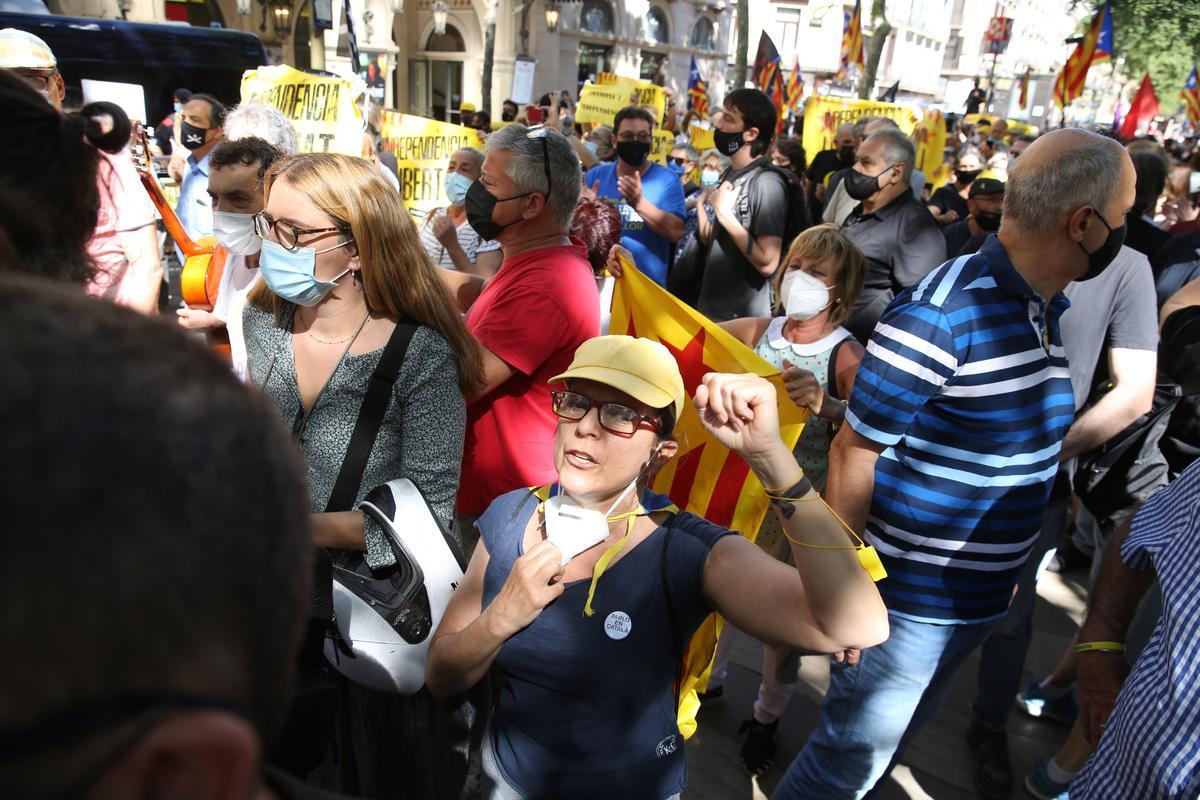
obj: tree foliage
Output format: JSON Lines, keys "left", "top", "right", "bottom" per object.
{"left": 1090, "top": 0, "right": 1200, "bottom": 111}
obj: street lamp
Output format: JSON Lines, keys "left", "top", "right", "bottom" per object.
{"left": 544, "top": 0, "right": 560, "bottom": 33}
{"left": 432, "top": 0, "right": 448, "bottom": 35}
{"left": 268, "top": 0, "right": 293, "bottom": 37}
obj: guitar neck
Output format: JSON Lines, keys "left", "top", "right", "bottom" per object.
{"left": 138, "top": 171, "right": 205, "bottom": 259}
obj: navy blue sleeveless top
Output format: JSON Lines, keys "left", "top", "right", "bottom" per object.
{"left": 479, "top": 487, "right": 734, "bottom": 800}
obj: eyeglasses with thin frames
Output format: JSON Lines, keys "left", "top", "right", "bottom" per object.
{"left": 253, "top": 211, "right": 351, "bottom": 252}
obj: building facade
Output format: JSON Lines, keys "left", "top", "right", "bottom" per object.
{"left": 41, "top": 0, "right": 733, "bottom": 119}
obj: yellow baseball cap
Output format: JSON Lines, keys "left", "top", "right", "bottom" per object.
{"left": 969, "top": 169, "right": 1006, "bottom": 197}
{"left": 0, "top": 28, "right": 56, "bottom": 70}
{"left": 460, "top": 101, "right": 476, "bottom": 113}
{"left": 550, "top": 335, "right": 686, "bottom": 420}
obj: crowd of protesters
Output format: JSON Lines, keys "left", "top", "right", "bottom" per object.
{"left": 3, "top": 24, "right": 1200, "bottom": 800}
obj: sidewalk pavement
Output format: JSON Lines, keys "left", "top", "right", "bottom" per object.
{"left": 683, "top": 566, "right": 1090, "bottom": 800}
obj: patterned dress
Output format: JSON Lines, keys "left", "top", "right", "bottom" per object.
{"left": 752, "top": 317, "right": 854, "bottom": 551}
{"left": 243, "top": 302, "right": 473, "bottom": 800}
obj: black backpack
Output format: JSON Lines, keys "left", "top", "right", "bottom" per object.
{"left": 1159, "top": 305, "right": 1200, "bottom": 478}
{"left": 748, "top": 162, "right": 813, "bottom": 256}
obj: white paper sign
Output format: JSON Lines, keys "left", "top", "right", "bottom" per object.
{"left": 511, "top": 57, "right": 536, "bottom": 106}
{"left": 81, "top": 78, "right": 147, "bottom": 123}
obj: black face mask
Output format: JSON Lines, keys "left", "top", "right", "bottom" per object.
{"left": 713, "top": 128, "right": 746, "bottom": 156}
{"left": 845, "top": 166, "right": 893, "bottom": 201}
{"left": 464, "top": 179, "right": 532, "bottom": 241}
{"left": 616, "top": 139, "right": 652, "bottom": 167}
{"left": 180, "top": 120, "right": 209, "bottom": 151}
{"left": 1078, "top": 208, "right": 1127, "bottom": 281}
{"left": 838, "top": 145, "right": 856, "bottom": 165}
{"left": 975, "top": 210, "right": 1002, "bottom": 231}
{"left": 956, "top": 168, "right": 982, "bottom": 185}
{"left": 501, "top": 111, "right": 515, "bottom": 122}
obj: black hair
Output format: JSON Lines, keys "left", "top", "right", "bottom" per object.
{"left": 773, "top": 137, "right": 807, "bottom": 178}
{"left": 189, "top": 92, "right": 227, "bottom": 127}
{"left": 210, "top": 135, "right": 284, "bottom": 182}
{"left": 472, "top": 109, "right": 492, "bottom": 127}
{"left": 0, "top": 71, "right": 133, "bottom": 285}
{"left": 1129, "top": 147, "right": 1170, "bottom": 217}
{"left": 613, "top": 105, "right": 657, "bottom": 133}
{"left": 174, "top": 87, "right": 193, "bottom": 103}
{"left": 657, "top": 404, "right": 677, "bottom": 440}
{"left": 0, "top": 276, "right": 311, "bottom": 791}
{"left": 723, "top": 88, "right": 777, "bottom": 156}
{"left": 502, "top": 98, "right": 518, "bottom": 108}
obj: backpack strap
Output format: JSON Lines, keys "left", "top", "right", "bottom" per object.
{"left": 826, "top": 334, "right": 852, "bottom": 401}
{"left": 325, "top": 321, "right": 419, "bottom": 513}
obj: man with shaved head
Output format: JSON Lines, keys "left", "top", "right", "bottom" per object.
{"left": 773, "top": 129, "right": 1137, "bottom": 799}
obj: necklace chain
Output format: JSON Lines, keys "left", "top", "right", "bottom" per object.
{"left": 303, "top": 311, "right": 370, "bottom": 345}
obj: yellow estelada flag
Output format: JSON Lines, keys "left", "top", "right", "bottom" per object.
{"left": 609, "top": 252, "right": 808, "bottom": 738}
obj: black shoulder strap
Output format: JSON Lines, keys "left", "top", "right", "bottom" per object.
{"left": 325, "top": 321, "right": 419, "bottom": 513}
{"left": 826, "top": 336, "right": 850, "bottom": 401}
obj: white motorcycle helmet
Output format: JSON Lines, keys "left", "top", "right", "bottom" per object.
{"left": 323, "top": 479, "right": 466, "bottom": 694}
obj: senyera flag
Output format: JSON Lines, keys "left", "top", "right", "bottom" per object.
{"left": 1052, "top": 0, "right": 1112, "bottom": 108}
{"left": 687, "top": 55, "right": 709, "bottom": 118}
{"left": 785, "top": 57, "right": 805, "bottom": 112}
{"left": 839, "top": 0, "right": 865, "bottom": 79}
{"left": 1182, "top": 65, "right": 1200, "bottom": 127}
{"left": 609, "top": 251, "right": 808, "bottom": 737}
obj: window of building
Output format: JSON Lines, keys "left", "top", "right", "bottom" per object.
{"left": 690, "top": 16, "right": 715, "bottom": 49}
{"left": 580, "top": 0, "right": 615, "bottom": 35}
{"left": 777, "top": 7, "right": 801, "bottom": 59}
{"left": 645, "top": 7, "right": 669, "bottom": 45}
{"left": 905, "top": 30, "right": 914, "bottom": 43}
{"left": 426, "top": 25, "right": 465, "bottom": 51}
{"left": 578, "top": 42, "right": 612, "bottom": 89}
{"left": 640, "top": 50, "right": 666, "bottom": 84}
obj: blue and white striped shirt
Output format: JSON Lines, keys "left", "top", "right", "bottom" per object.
{"left": 845, "top": 235, "right": 1075, "bottom": 624}
{"left": 1072, "top": 461, "right": 1200, "bottom": 799}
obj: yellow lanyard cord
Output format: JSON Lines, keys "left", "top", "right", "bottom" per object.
{"left": 763, "top": 492, "right": 888, "bottom": 582}
{"left": 583, "top": 510, "right": 641, "bottom": 617}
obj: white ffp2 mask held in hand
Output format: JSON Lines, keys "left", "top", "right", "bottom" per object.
{"left": 781, "top": 269, "right": 833, "bottom": 322}
{"left": 212, "top": 211, "right": 262, "bottom": 256}
{"left": 544, "top": 494, "right": 610, "bottom": 565}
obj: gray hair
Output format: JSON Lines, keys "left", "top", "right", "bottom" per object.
{"left": 865, "top": 128, "right": 915, "bottom": 181}
{"left": 854, "top": 115, "right": 899, "bottom": 140}
{"left": 223, "top": 103, "right": 297, "bottom": 155}
{"left": 673, "top": 144, "right": 700, "bottom": 161}
{"left": 700, "top": 148, "right": 731, "bottom": 171}
{"left": 454, "top": 146, "right": 484, "bottom": 167}
{"left": 1004, "top": 131, "right": 1126, "bottom": 235}
{"left": 485, "top": 123, "right": 581, "bottom": 228}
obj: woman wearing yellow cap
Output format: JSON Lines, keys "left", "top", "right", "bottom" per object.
{"left": 426, "top": 335, "right": 888, "bottom": 800}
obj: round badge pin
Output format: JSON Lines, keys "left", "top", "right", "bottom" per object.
{"left": 604, "top": 610, "right": 632, "bottom": 640}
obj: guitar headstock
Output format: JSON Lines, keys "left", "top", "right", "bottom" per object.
{"left": 129, "top": 120, "right": 153, "bottom": 176}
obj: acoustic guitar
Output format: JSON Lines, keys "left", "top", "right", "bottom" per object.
{"left": 130, "top": 122, "right": 226, "bottom": 311}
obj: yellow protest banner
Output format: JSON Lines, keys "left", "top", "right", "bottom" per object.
{"left": 650, "top": 129, "right": 676, "bottom": 165}
{"left": 962, "top": 113, "right": 1038, "bottom": 139}
{"left": 801, "top": 96, "right": 919, "bottom": 165}
{"left": 596, "top": 72, "right": 666, "bottom": 123}
{"left": 576, "top": 82, "right": 635, "bottom": 126}
{"left": 377, "top": 111, "right": 484, "bottom": 216}
{"left": 689, "top": 125, "right": 715, "bottom": 153}
{"left": 240, "top": 65, "right": 365, "bottom": 156}
{"left": 913, "top": 108, "right": 946, "bottom": 185}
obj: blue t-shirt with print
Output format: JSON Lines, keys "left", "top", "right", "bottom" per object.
{"left": 585, "top": 161, "right": 686, "bottom": 287}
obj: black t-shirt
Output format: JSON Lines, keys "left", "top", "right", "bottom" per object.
{"left": 696, "top": 157, "right": 789, "bottom": 321}
{"left": 807, "top": 148, "right": 854, "bottom": 184}
{"left": 1125, "top": 215, "right": 1172, "bottom": 262}
{"left": 842, "top": 188, "right": 946, "bottom": 342}
{"left": 929, "top": 184, "right": 969, "bottom": 223}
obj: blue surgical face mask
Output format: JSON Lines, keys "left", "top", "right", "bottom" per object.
{"left": 258, "top": 238, "right": 353, "bottom": 307}
{"left": 444, "top": 171, "right": 473, "bottom": 206}
{"left": 582, "top": 140, "right": 599, "bottom": 157}
{"left": 700, "top": 169, "right": 721, "bottom": 187}
{"left": 173, "top": 102, "right": 182, "bottom": 113}
{"left": 667, "top": 160, "right": 686, "bottom": 177}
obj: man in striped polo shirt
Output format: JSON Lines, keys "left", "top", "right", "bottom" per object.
{"left": 773, "top": 128, "right": 1137, "bottom": 799}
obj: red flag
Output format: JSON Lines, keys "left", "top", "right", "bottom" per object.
{"left": 1119, "top": 74, "right": 1159, "bottom": 140}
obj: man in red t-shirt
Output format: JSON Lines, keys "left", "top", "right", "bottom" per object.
{"left": 441, "top": 124, "right": 600, "bottom": 545}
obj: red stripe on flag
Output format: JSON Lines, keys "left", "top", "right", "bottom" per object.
{"left": 705, "top": 453, "right": 751, "bottom": 529}
{"left": 668, "top": 441, "right": 705, "bottom": 510}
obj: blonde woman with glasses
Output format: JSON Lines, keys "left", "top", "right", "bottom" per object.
{"left": 244, "top": 153, "right": 482, "bottom": 799}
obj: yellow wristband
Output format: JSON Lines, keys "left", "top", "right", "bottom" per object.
{"left": 1075, "top": 641, "right": 1126, "bottom": 654}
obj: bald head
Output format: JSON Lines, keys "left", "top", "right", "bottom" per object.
{"left": 834, "top": 123, "right": 856, "bottom": 149}
{"left": 1003, "top": 128, "right": 1134, "bottom": 236}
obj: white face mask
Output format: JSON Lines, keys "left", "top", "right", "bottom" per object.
{"left": 781, "top": 269, "right": 834, "bottom": 322}
{"left": 212, "top": 211, "right": 263, "bottom": 256}
{"left": 545, "top": 444, "right": 661, "bottom": 565}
